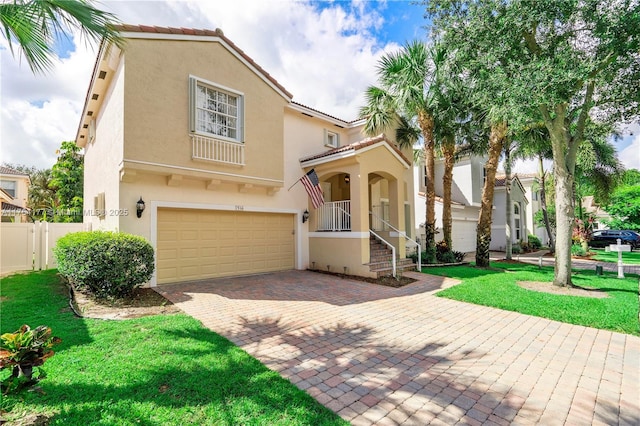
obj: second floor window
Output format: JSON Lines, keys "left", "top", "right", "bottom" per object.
{"left": 190, "top": 76, "right": 244, "bottom": 142}
{"left": 0, "top": 180, "right": 16, "bottom": 198}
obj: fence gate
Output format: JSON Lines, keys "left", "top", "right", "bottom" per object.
{"left": 0, "top": 222, "right": 88, "bottom": 275}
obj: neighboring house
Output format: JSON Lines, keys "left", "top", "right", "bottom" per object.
{"left": 490, "top": 174, "right": 529, "bottom": 251}
{"left": 0, "top": 166, "right": 30, "bottom": 222}
{"left": 414, "top": 155, "right": 485, "bottom": 253}
{"left": 582, "top": 195, "right": 611, "bottom": 230}
{"left": 517, "top": 173, "right": 550, "bottom": 245}
{"left": 75, "top": 25, "right": 416, "bottom": 286}
{"left": 413, "top": 160, "right": 535, "bottom": 253}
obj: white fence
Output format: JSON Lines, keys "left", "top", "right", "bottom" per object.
{"left": 0, "top": 222, "right": 88, "bottom": 274}
{"left": 317, "top": 200, "right": 351, "bottom": 231}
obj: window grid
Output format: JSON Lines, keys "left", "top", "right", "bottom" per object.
{"left": 196, "top": 84, "right": 239, "bottom": 140}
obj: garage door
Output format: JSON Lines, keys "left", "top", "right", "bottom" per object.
{"left": 157, "top": 208, "right": 295, "bottom": 284}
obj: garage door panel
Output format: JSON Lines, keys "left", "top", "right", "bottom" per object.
{"left": 157, "top": 209, "right": 294, "bottom": 284}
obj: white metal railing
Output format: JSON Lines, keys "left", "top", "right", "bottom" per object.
{"left": 370, "top": 229, "right": 396, "bottom": 278}
{"left": 191, "top": 134, "right": 245, "bottom": 165}
{"left": 369, "top": 211, "right": 421, "bottom": 272}
{"left": 317, "top": 200, "right": 351, "bottom": 231}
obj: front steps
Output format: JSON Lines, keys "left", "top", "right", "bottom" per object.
{"left": 367, "top": 235, "right": 417, "bottom": 278}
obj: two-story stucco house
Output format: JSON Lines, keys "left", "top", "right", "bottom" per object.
{"left": 0, "top": 166, "right": 30, "bottom": 223}
{"left": 75, "top": 25, "right": 417, "bottom": 286}
{"left": 413, "top": 159, "right": 533, "bottom": 253}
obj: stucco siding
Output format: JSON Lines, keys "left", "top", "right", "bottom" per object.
{"left": 83, "top": 57, "right": 125, "bottom": 231}
{"left": 122, "top": 39, "right": 287, "bottom": 184}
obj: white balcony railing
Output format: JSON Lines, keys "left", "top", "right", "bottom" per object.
{"left": 191, "top": 134, "right": 245, "bottom": 166}
{"left": 317, "top": 200, "right": 351, "bottom": 231}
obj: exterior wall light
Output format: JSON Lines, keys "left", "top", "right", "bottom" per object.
{"left": 136, "top": 197, "right": 146, "bottom": 218}
{"left": 302, "top": 209, "right": 310, "bottom": 223}
{"left": 344, "top": 174, "right": 350, "bottom": 184}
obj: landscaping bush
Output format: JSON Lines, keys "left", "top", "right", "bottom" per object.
{"left": 452, "top": 251, "right": 465, "bottom": 263}
{"left": 571, "top": 244, "right": 588, "bottom": 257}
{"left": 54, "top": 231, "right": 154, "bottom": 298}
{"left": 528, "top": 234, "right": 542, "bottom": 249}
{"left": 512, "top": 244, "right": 522, "bottom": 254}
{"left": 438, "top": 250, "right": 457, "bottom": 264}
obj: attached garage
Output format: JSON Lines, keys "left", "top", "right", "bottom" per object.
{"left": 157, "top": 208, "right": 295, "bottom": 284}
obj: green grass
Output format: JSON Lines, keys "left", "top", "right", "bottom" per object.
{"left": 590, "top": 248, "right": 640, "bottom": 264}
{"left": 0, "top": 270, "right": 347, "bottom": 426}
{"left": 424, "top": 263, "right": 639, "bottom": 335}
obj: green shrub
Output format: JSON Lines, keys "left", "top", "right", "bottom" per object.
{"left": 528, "top": 234, "right": 542, "bottom": 249}
{"left": 452, "top": 251, "right": 465, "bottom": 262}
{"left": 512, "top": 244, "right": 522, "bottom": 254}
{"left": 438, "top": 251, "right": 457, "bottom": 264}
{"left": 571, "top": 244, "right": 588, "bottom": 257}
{"left": 54, "top": 231, "right": 154, "bottom": 298}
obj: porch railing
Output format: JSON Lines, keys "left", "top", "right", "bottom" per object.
{"left": 191, "top": 134, "right": 245, "bottom": 166}
{"left": 371, "top": 204, "right": 390, "bottom": 231}
{"left": 317, "top": 200, "right": 351, "bottom": 231}
{"left": 370, "top": 229, "right": 396, "bottom": 278}
{"left": 369, "top": 211, "right": 421, "bottom": 272}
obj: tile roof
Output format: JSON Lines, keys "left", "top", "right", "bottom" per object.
{"left": 113, "top": 24, "right": 293, "bottom": 99}
{"left": 299, "top": 134, "right": 411, "bottom": 166}
{"left": 0, "top": 166, "right": 29, "bottom": 176}
{"left": 1, "top": 201, "right": 29, "bottom": 215}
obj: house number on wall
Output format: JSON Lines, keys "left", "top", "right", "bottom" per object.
{"left": 235, "top": 205, "right": 244, "bottom": 211}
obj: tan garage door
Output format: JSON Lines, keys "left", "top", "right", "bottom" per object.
{"left": 157, "top": 208, "right": 295, "bottom": 284}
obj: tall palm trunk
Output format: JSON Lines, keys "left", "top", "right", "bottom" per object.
{"left": 476, "top": 121, "right": 507, "bottom": 267}
{"left": 442, "top": 134, "right": 456, "bottom": 249}
{"left": 538, "top": 155, "right": 555, "bottom": 252}
{"left": 419, "top": 111, "right": 437, "bottom": 255}
{"left": 504, "top": 143, "right": 512, "bottom": 260}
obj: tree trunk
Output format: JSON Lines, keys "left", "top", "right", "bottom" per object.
{"left": 419, "top": 111, "right": 437, "bottom": 255}
{"left": 476, "top": 121, "right": 507, "bottom": 267}
{"left": 442, "top": 135, "right": 456, "bottom": 249}
{"left": 553, "top": 158, "right": 575, "bottom": 287}
{"left": 505, "top": 144, "right": 512, "bottom": 260}
{"left": 538, "top": 155, "right": 555, "bottom": 252}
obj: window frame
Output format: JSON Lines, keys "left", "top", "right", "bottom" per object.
{"left": 324, "top": 129, "right": 339, "bottom": 148}
{"left": 189, "top": 75, "right": 245, "bottom": 144}
{"left": 0, "top": 180, "right": 17, "bottom": 198}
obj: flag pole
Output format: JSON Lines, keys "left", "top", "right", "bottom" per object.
{"left": 287, "top": 177, "right": 302, "bottom": 191}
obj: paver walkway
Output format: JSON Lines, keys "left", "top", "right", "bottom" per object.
{"left": 159, "top": 270, "right": 639, "bottom": 425}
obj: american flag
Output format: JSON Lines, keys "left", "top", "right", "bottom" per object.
{"left": 300, "top": 169, "right": 324, "bottom": 208}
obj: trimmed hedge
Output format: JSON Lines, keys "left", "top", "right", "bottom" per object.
{"left": 54, "top": 231, "right": 154, "bottom": 298}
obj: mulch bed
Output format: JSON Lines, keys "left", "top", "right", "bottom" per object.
{"left": 308, "top": 269, "right": 417, "bottom": 288}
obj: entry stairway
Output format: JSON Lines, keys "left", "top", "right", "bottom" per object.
{"left": 367, "top": 234, "right": 417, "bottom": 278}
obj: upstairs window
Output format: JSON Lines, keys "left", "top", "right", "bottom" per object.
{"left": 0, "top": 180, "right": 16, "bottom": 198}
{"left": 189, "top": 76, "right": 244, "bottom": 142}
{"left": 324, "top": 129, "right": 339, "bottom": 148}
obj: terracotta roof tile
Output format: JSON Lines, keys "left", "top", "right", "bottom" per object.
{"left": 112, "top": 25, "right": 292, "bottom": 99}
{"left": 300, "top": 134, "right": 411, "bottom": 165}
{"left": 0, "top": 166, "right": 28, "bottom": 176}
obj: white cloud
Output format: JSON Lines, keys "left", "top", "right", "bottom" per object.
{"left": 619, "top": 134, "right": 640, "bottom": 170}
{"left": 1, "top": 0, "right": 399, "bottom": 169}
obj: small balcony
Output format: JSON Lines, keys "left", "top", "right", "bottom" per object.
{"left": 191, "top": 134, "right": 245, "bottom": 166}
{"left": 316, "top": 200, "right": 351, "bottom": 231}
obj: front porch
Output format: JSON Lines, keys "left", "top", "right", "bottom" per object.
{"left": 300, "top": 135, "right": 419, "bottom": 278}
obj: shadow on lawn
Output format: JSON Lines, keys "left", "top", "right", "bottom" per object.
{"left": 32, "top": 324, "right": 344, "bottom": 425}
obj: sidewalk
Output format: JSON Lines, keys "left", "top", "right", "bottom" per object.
{"left": 488, "top": 250, "right": 640, "bottom": 276}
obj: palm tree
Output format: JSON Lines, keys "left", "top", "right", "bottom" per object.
{"left": 27, "top": 168, "right": 57, "bottom": 221}
{"left": 361, "top": 41, "right": 440, "bottom": 257}
{"left": 0, "top": 0, "right": 122, "bottom": 74}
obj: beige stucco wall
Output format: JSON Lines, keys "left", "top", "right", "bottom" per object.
{"left": 0, "top": 174, "right": 29, "bottom": 208}
{"left": 309, "top": 235, "right": 374, "bottom": 278}
{"left": 121, "top": 39, "right": 288, "bottom": 185}
{"left": 83, "top": 56, "right": 125, "bottom": 231}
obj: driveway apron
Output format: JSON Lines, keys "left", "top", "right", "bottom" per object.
{"left": 159, "top": 270, "right": 640, "bottom": 425}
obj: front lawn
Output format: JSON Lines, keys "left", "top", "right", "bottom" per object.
{"left": 424, "top": 263, "right": 639, "bottom": 335}
{"left": 590, "top": 248, "right": 640, "bottom": 264}
{"left": 0, "top": 270, "right": 346, "bottom": 425}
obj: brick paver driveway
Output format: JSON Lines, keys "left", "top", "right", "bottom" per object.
{"left": 159, "top": 270, "right": 639, "bottom": 425}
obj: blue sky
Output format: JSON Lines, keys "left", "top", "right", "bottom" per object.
{"left": 1, "top": 0, "right": 638, "bottom": 170}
